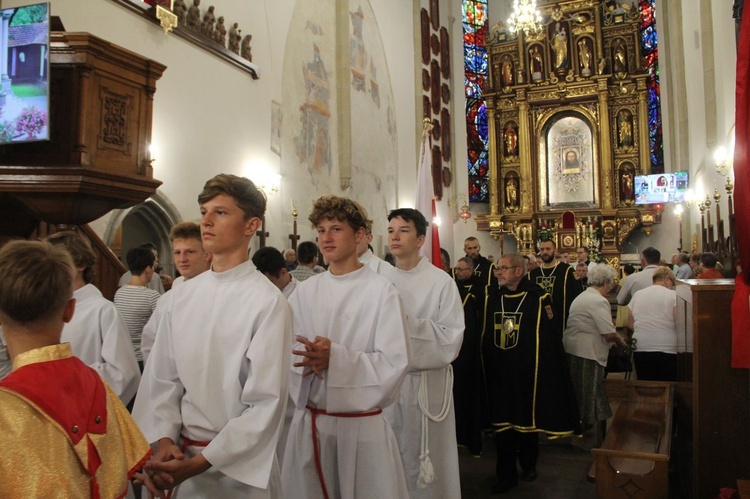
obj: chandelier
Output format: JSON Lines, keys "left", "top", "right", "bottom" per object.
{"left": 507, "top": 0, "right": 543, "bottom": 35}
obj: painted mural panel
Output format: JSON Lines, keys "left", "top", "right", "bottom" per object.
{"left": 282, "top": 0, "right": 397, "bottom": 236}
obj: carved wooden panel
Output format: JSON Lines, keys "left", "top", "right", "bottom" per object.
{"left": 422, "top": 69, "right": 430, "bottom": 91}
{"left": 432, "top": 145, "right": 443, "bottom": 200}
{"left": 421, "top": 8, "right": 430, "bottom": 65}
{"left": 431, "top": 118, "right": 441, "bottom": 141}
{"left": 431, "top": 59, "right": 441, "bottom": 114}
{"left": 441, "top": 83, "right": 450, "bottom": 104}
{"left": 440, "top": 27, "right": 450, "bottom": 79}
{"left": 430, "top": 0, "right": 439, "bottom": 31}
{"left": 0, "top": 31, "right": 164, "bottom": 227}
{"left": 431, "top": 34, "right": 440, "bottom": 56}
{"left": 441, "top": 107, "right": 451, "bottom": 161}
{"left": 423, "top": 95, "right": 431, "bottom": 119}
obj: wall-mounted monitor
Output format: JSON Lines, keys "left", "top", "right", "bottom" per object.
{"left": 635, "top": 171, "right": 689, "bottom": 204}
{"left": 0, "top": 2, "right": 49, "bottom": 144}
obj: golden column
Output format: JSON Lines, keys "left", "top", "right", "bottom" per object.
{"left": 595, "top": 76, "right": 614, "bottom": 209}
{"left": 486, "top": 97, "right": 499, "bottom": 216}
{"left": 636, "top": 76, "right": 650, "bottom": 174}
{"left": 517, "top": 90, "right": 532, "bottom": 214}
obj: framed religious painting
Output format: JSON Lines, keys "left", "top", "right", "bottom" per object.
{"left": 537, "top": 111, "right": 599, "bottom": 210}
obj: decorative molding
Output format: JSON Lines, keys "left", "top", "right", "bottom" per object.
{"left": 108, "top": 0, "right": 259, "bottom": 79}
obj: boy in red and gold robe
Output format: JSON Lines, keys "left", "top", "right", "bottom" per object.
{"left": 0, "top": 240, "right": 152, "bottom": 498}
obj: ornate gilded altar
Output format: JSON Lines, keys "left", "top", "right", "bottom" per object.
{"left": 475, "top": 0, "right": 661, "bottom": 267}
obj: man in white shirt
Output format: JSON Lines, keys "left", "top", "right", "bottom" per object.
{"left": 282, "top": 195, "right": 410, "bottom": 499}
{"left": 133, "top": 174, "right": 292, "bottom": 497}
{"left": 46, "top": 231, "right": 140, "bottom": 405}
{"left": 140, "top": 222, "right": 211, "bottom": 364}
{"left": 383, "top": 208, "right": 465, "bottom": 499}
{"left": 617, "top": 246, "right": 661, "bottom": 305}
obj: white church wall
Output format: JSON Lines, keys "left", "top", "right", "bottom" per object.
{"left": 19, "top": 0, "right": 420, "bottom": 255}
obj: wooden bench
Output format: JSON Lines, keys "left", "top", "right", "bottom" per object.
{"left": 589, "top": 381, "right": 674, "bottom": 499}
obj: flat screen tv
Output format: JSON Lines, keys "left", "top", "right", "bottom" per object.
{"left": 0, "top": 2, "right": 49, "bottom": 144}
{"left": 634, "top": 171, "right": 689, "bottom": 204}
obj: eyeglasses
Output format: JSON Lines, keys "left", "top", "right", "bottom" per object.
{"left": 496, "top": 266, "right": 520, "bottom": 272}
{"left": 455, "top": 267, "right": 472, "bottom": 273}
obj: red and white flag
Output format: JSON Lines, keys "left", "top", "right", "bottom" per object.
{"left": 416, "top": 122, "right": 442, "bottom": 267}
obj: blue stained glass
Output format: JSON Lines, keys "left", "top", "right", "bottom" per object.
{"left": 463, "top": 0, "right": 489, "bottom": 203}
{"left": 639, "top": 0, "right": 663, "bottom": 173}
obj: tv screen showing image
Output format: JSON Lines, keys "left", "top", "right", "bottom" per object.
{"left": 634, "top": 171, "right": 689, "bottom": 204}
{"left": 0, "top": 2, "right": 49, "bottom": 144}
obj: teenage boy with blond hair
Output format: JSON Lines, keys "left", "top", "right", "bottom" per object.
{"left": 282, "top": 195, "right": 410, "bottom": 499}
{"left": 0, "top": 240, "right": 151, "bottom": 497}
{"left": 133, "top": 174, "right": 292, "bottom": 497}
{"left": 140, "top": 221, "right": 212, "bottom": 364}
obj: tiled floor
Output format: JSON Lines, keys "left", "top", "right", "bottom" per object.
{"left": 458, "top": 433, "right": 598, "bottom": 498}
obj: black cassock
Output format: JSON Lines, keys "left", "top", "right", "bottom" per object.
{"left": 482, "top": 277, "right": 581, "bottom": 436}
{"left": 528, "top": 262, "right": 581, "bottom": 335}
{"left": 452, "top": 283, "right": 483, "bottom": 456}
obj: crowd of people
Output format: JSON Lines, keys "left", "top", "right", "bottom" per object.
{"left": 0, "top": 173, "right": 734, "bottom": 497}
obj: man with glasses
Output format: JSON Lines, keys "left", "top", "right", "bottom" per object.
{"left": 452, "top": 256, "right": 483, "bottom": 457}
{"left": 528, "top": 239, "right": 581, "bottom": 336}
{"left": 483, "top": 254, "right": 581, "bottom": 494}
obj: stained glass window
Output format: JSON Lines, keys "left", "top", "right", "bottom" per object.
{"left": 463, "top": 0, "right": 489, "bottom": 202}
{"left": 639, "top": 0, "right": 663, "bottom": 173}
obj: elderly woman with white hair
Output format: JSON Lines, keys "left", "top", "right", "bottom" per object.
{"left": 563, "top": 264, "right": 627, "bottom": 438}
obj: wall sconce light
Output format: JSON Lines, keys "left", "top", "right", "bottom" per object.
{"left": 673, "top": 204, "right": 683, "bottom": 221}
{"left": 246, "top": 161, "right": 281, "bottom": 196}
{"left": 714, "top": 146, "right": 733, "bottom": 177}
{"left": 684, "top": 189, "right": 696, "bottom": 209}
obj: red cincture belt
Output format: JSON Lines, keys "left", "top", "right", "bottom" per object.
{"left": 306, "top": 404, "right": 382, "bottom": 499}
{"left": 164, "top": 435, "right": 211, "bottom": 499}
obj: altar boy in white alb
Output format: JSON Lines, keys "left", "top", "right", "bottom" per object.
{"left": 282, "top": 196, "right": 411, "bottom": 499}
{"left": 383, "top": 208, "right": 465, "bottom": 499}
{"left": 133, "top": 174, "right": 292, "bottom": 498}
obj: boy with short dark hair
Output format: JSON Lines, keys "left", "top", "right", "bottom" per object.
{"left": 0, "top": 240, "right": 151, "bottom": 497}
{"left": 133, "top": 174, "right": 292, "bottom": 497}
{"left": 282, "top": 195, "right": 410, "bottom": 499}
{"left": 383, "top": 207, "right": 464, "bottom": 498}
{"left": 115, "top": 246, "right": 161, "bottom": 368}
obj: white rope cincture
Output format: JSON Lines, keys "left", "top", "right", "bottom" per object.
{"left": 416, "top": 365, "right": 454, "bottom": 489}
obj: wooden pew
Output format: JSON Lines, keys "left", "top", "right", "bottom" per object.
{"left": 590, "top": 381, "right": 674, "bottom": 499}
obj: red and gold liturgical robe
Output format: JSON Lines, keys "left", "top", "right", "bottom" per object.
{"left": 0, "top": 343, "right": 151, "bottom": 498}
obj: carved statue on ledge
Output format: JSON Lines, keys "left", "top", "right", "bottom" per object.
{"left": 201, "top": 6, "right": 216, "bottom": 38}
{"left": 214, "top": 16, "right": 226, "bottom": 46}
{"left": 621, "top": 171, "right": 633, "bottom": 203}
{"left": 504, "top": 125, "right": 518, "bottom": 156}
{"left": 228, "top": 23, "right": 241, "bottom": 54}
{"left": 505, "top": 178, "right": 519, "bottom": 210}
{"left": 173, "top": 0, "right": 187, "bottom": 25}
{"left": 530, "top": 46, "right": 543, "bottom": 82}
{"left": 551, "top": 22, "right": 568, "bottom": 70}
{"left": 241, "top": 35, "right": 253, "bottom": 62}
{"left": 578, "top": 39, "right": 592, "bottom": 76}
{"left": 501, "top": 55, "right": 514, "bottom": 87}
{"left": 187, "top": 0, "right": 201, "bottom": 30}
{"left": 618, "top": 111, "right": 633, "bottom": 147}
{"left": 614, "top": 42, "right": 627, "bottom": 74}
